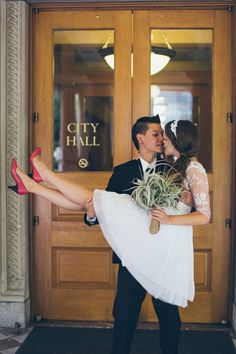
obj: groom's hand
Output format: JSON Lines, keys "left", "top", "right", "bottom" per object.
{"left": 84, "top": 197, "right": 96, "bottom": 218}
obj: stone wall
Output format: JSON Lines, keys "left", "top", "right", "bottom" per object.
{"left": 0, "top": 0, "right": 30, "bottom": 328}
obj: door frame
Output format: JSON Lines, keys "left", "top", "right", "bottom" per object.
{"left": 27, "top": 0, "right": 236, "bottom": 9}
{"left": 29, "top": 1, "right": 236, "bottom": 324}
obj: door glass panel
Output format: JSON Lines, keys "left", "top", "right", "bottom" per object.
{"left": 150, "top": 29, "right": 212, "bottom": 171}
{"left": 53, "top": 30, "right": 114, "bottom": 171}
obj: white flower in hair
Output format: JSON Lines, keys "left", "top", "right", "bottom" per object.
{"left": 170, "top": 120, "right": 178, "bottom": 137}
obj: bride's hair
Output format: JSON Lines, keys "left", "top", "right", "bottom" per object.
{"left": 165, "top": 120, "right": 199, "bottom": 179}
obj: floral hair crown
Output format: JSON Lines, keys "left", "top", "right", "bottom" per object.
{"left": 170, "top": 120, "right": 178, "bottom": 138}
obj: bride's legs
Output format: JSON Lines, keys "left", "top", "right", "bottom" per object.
{"left": 16, "top": 167, "right": 91, "bottom": 210}
{"left": 31, "top": 156, "right": 92, "bottom": 206}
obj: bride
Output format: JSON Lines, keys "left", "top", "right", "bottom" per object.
{"left": 8, "top": 119, "right": 210, "bottom": 308}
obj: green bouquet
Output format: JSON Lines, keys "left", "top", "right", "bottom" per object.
{"left": 131, "top": 165, "right": 183, "bottom": 234}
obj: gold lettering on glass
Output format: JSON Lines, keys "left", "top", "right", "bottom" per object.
{"left": 66, "top": 122, "right": 101, "bottom": 147}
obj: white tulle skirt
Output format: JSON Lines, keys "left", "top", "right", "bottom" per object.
{"left": 93, "top": 189, "right": 194, "bottom": 308}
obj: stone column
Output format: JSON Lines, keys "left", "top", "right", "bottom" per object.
{"left": 0, "top": 0, "right": 30, "bottom": 327}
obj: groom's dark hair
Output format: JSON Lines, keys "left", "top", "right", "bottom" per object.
{"left": 132, "top": 115, "right": 161, "bottom": 150}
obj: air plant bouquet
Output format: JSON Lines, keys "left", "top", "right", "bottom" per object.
{"left": 131, "top": 166, "right": 183, "bottom": 234}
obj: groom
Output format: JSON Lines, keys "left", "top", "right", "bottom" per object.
{"left": 84, "top": 115, "right": 181, "bottom": 354}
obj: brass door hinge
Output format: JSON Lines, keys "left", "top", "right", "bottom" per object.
{"left": 225, "top": 218, "right": 231, "bottom": 229}
{"left": 227, "top": 112, "right": 233, "bottom": 123}
{"left": 33, "top": 215, "right": 40, "bottom": 226}
{"left": 32, "top": 112, "right": 39, "bottom": 123}
{"left": 32, "top": 8, "right": 40, "bottom": 14}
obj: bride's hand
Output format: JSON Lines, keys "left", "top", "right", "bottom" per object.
{"left": 151, "top": 207, "right": 170, "bottom": 224}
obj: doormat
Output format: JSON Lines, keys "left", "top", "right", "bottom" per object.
{"left": 15, "top": 326, "right": 236, "bottom": 354}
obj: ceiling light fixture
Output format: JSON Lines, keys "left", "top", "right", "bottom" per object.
{"left": 99, "top": 33, "right": 176, "bottom": 76}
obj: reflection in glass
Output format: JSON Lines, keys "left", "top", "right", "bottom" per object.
{"left": 151, "top": 30, "right": 212, "bottom": 171}
{"left": 53, "top": 30, "right": 114, "bottom": 171}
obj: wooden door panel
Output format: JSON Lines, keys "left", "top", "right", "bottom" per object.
{"left": 33, "top": 10, "right": 132, "bottom": 320}
{"left": 133, "top": 10, "right": 231, "bottom": 323}
{"left": 46, "top": 289, "right": 115, "bottom": 320}
{"left": 149, "top": 10, "right": 214, "bottom": 28}
{"left": 52, "top": 247, "right": 113, "bottom": 288}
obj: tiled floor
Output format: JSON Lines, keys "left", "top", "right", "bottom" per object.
{"left": 0, "top": 326, "right": 33, "bottom": 354}
{"left": 0, "top": 322, "right": 235, "bottom": 354}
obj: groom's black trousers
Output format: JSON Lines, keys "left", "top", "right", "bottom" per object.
{"left": 112, "top": 265, "right": 181, "bottom": 354}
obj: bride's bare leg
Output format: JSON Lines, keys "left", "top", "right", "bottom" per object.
{"left": 32, "top": 156, "right": 93, "bottom": 206}
{"left": 16, "top": 167, "right": 91, "bottom": 210}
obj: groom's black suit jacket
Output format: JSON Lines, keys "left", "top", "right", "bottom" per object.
{"left": 85, "top": 157, "right": 181, "bottom": 354}
{"left": 84, "top": 156, "right": 164, "bottom": 263}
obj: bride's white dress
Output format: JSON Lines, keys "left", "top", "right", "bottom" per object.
{"left": 93, "top": 161, "right": 210, "bottom": 308}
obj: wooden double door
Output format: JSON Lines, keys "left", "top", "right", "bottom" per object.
{"left": 32, "top": 9, "right": 232, "bottom": 323}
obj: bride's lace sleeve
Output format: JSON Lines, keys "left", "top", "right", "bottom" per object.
{"left": 186, "top": 161, "right": 211, "bottom": 220}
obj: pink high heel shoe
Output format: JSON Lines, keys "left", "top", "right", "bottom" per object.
{"left": 8, "top": 159, "right": 28, "bottom": 195}
{"left": 29, "top": 147, "right": 43, "bottom": 182}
